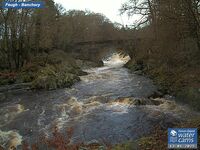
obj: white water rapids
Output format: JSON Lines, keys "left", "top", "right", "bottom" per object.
{"left": 0, "top": 53, "right": 199, "bottom": 149}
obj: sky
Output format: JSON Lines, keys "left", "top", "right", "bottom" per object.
{"left": 53, "top": 0, "right": 139, "bottom": 26}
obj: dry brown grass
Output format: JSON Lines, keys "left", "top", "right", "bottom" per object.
{"left": 21, "top": 127, "right": 112, "bottom": 150}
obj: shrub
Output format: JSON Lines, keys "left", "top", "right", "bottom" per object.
{"left": 31, "top": 65, "right": 80, "bottom": 90}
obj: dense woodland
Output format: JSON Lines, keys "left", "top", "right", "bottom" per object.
{"left": 0, "top": 0, "right": 129, "bottom": 71}
{"left": 121, "top": 0, "right": 200, "bottom": 109}
{"left": 0, "top": 0, "right": 130, "bottom": 89}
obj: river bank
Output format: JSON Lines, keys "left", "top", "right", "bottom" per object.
{"left": 125, "top": 59, "right": 200, "bottom": 111}
{"left": 0, "top": 53, "right": 199, "bottom": 150}
{"left": 117, "top": 59, "right": 200, "bottom": 150}
{"left": 0, "top": 50, "right": 103, "bottom": 93}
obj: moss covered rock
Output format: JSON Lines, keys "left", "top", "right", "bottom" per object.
{"left": 31, "top": 65, "right": 80, "bottom": 90}
{"left": 0, "top": 50, "right": 88, "bottom": 89}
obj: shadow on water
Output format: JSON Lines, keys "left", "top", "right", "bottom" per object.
{"left": 0, "top": 53, "right": 199, "bottom": 149}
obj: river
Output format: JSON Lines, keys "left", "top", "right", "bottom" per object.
{"left": 0, "top": 53, "right": 198, "bottom": 149}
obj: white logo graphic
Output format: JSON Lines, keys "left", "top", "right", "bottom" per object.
{"left": 170, "top": 130, "right": 177, "bottom": 137}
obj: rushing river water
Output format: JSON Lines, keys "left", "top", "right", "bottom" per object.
{"left": 0, "top": 53, "right": 198, "bottom": 149}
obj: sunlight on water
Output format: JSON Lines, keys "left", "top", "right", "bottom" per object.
{"left": 103, "top": 53, "right": 130, "bottom": 67}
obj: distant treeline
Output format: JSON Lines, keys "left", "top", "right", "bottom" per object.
{"left": 0, "top": 0, "right": 132, "bottom": 71}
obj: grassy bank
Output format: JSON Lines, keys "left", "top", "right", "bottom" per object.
{"left": 0, "top": 50, "right": 90, "bottom": 90}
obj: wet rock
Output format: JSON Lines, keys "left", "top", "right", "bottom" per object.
{"left": 134, "top": 70, "right": 143, "bottom": 75}
{"left": 150, "top": 99, "right": 165, "bottom": 106}
{"left": 97, "top": 60, "right": 104, "bottom": 67}
{"left": 70, "top": 105, "right": 82, "bottom": 115}
{"left": 67, "top": 97, "right": 80, "bottom": 106}
{"left": 63, "top": 97, "right": 83, "bottom": 116}
{"left": 148, "top": 91, "right": 164, "bottom": 99}
{"left": 111, "top": 97, "right": 164, "bottom": 106}
{"left": 67, "top": 66, "right": 88, "bottom": 76}
{"left": 163, "top": 95, "right": 175, "bottom": 100}
{"left": 132, "top": 98, "right": 147, "bottom": 105}
{"left": 85, "top": 96, "right": 109, "bottom": 104}
{"left": 109, "top": 97, "right": 134, "bottom": 105}
{"left": 159, "top": 100, "right": 177, "bottom": 110}
{"left": 77, "top": 70, "right": 88, "bottom": 76}
{"left": 131, "top": 98, "right": 162, "bottom": 105}
{"left": 55, "top": 97, "right": 84, "bottom": 116}
{"left": 125, "top": 60, "right": 145, "bottom": 72}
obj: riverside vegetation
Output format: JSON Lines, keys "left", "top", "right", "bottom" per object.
{"left": 121, "top": 0, "right": 200, "bottom": 111}
{"left": 0, "top": 50, "right": 88, "bottom": 90}
{"left": 0, "top": 0, "right": 200, "bottom": 149}
{"left": 0, "top": 0, "right": 123, "bottom": 90}
{"left": 15, "top": 118, "right": 200, "bottom": 150}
